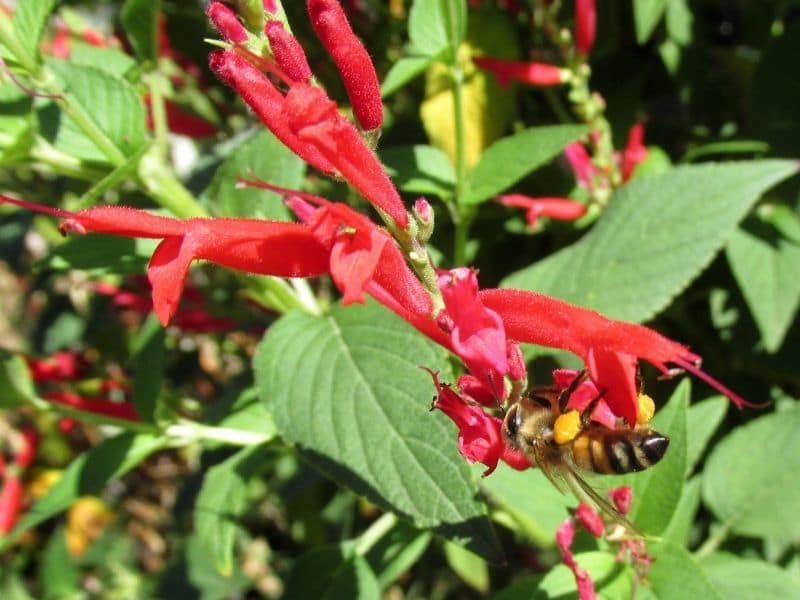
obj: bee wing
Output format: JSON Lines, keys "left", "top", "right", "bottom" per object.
{"left": 560, "top": 461, "right": 642, "bottom": 536}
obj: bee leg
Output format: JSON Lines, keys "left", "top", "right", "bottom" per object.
{"left": 580, "top": 388, "right": 608, "bottom": 428}
{"left": 558, "top": 369, "right": 588, "bottom": 414}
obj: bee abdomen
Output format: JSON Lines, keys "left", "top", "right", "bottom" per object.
{"left": 571, "top": 429, "right": 669, "bottom": 475}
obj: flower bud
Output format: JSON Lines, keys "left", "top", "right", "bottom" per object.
{"left": 413, "top": 198, "right": 434, "bottom": 240}
{"left": 206, "top": 1, "right": 248, "bottom": 43}
{"left": 265, "top": 20, "right": 312, "bottom": 83}
{"left": 575, "top": 503, "right": 605, "bottom": 537}
{"left": 575, "top": 0, "right": 596, "bottom": 56}
{"left": 609, "top": 486, "right": 633, "bottom": 515}
{"left": 307, "top": 0, "right": 383, "bottom": 131}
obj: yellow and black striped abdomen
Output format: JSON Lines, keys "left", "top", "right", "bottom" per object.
{"left": 570, "top": 427, "right": 669, "bottom": 475}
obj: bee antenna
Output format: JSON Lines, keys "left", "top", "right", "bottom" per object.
{"left": 558, "top": 369, "right": 588, "bottom": 414}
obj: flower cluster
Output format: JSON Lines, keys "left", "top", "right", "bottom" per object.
{"left": 0, "top": 0, "right": 748, "bottom": 496}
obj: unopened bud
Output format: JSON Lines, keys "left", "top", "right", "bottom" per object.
{"left": 413, "top": 198, "right": 434, "bottom": 240}
{"left": 575, "top": 503, "right": 604, "bottom": 537}
{"left": 265, "top": 20, "right": 312, "bottom": 83}
{"left": 609, "top": 486, "right": 633, "bottom": 515}
{"left": 207, "top": 1, "right": 248, "bottom": 43}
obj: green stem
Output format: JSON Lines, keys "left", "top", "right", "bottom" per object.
{"left": 244, "top": 276, "right": 320, "bottom": 316}
{"left": 165, "top": 421, "right": 273, "bottom": 447}
{"left": 145, "top": 74, "right": 170, "bottom": 160}
{"left": 138, "top": 154, "right": 208, "bottom": 218}
{"left": 694, "top": 521, "right": 732, "bottom": 559}
{"left": 352, "top": 512, "right": 398, "bottom": 556}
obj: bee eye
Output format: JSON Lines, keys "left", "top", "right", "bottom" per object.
{"left": 504, "top": 405, "right": 519, "bottom": 438}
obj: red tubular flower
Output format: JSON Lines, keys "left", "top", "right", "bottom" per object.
{"left": 263, "top": 0, "right": 277, "bottom": 12}
{"left": 283, "top": 84, "right": 408, "bottom": 228}
{"left": 427, "top": 371, "right": 529, "bottom": 475}
{"left": 44, "top": 391, "right": 140, "bottom": 421}
{"left": 209, "top": 49, "right": 337, "bottom": 175}
{"left": 306, "top": 0, "right": 383, "bottom": 131}
{"left": 0, "top": 195, "right": 330, "bottom": 325}
{"left": 473, "top": 56, "right": 569, "bottom": 87}
{"left": 480, "top": 288, "right": 752, "bottom": 426}
{"left": 438, "top": 268, "right": 509, "bottom": 399}
{"left": 556, "top": 518, "right": 598, "bottom": 600}
{"left": 265, "top": 20, "right": 312, "bottom": 83}
{"left": 206, "top": 1, "right": 248, "bottom": 44}
{"left": 564, "top": 142, "right": 596, "bottom": 189}
{"left": 621, "top": 122, "right": 647, "bottom": 182}
{"left": 497, "top": 195, "right": 587, "bottom": 228}
{"left": 574, "top": 0, "right": 596, "bottom": 56}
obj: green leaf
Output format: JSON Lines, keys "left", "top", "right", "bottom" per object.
{"left": 41, "top": 61, "right": 148, "bottom": 162}
{"left": 0, "top": 352, "right": 37, "bottom": 409}
{"left": 615, "top": 380, "right": 688, "bottom": 535}
{"left": 120, "top": 0, "right": 161, "bottom": 62}
{"left": 726, "top": 207, "right": 800, "bottom": 352}
{"left": 662, "top": 475, "right": 701, "bottom": 546}
{"left": 194, "top": 444, "right": 268, "bottom": 577}
{"left": 381, "top": 56, "right": 432, "bottom": 97}
{"left": 0, "top": 433, "right": 167, "bottom": 551}
{"left": 38, "top": 529, "right": 81, "bottom": 598}
{"left": 647, "top": 541, "right": 723, "bottom": 600}
{"left": 381, "top": 144, "right": 456, "bottom": 199}
{"left": 633, "top": 0, "right": 668, "bottom": 44}
{"left": 0, "top": 82, "right": 34, "bottom": 164}
{"left": 67, "top": 41, "right": 138, "bottom": 77}
{"left": 203, "top": 129, "right": 306, "bottom": 220}
{"left": 665, "top": 0, "right": 693, "bottom": 46}
{"left": 408, "top": 0, "right": 467, "bottom": 59}
{"left": 700, "top": 553, "right": 800, "bottom": 600}
{"left": 203, "top": 387, "right": 277, "bottom": 441}
{"left": 682, "top": 140, "right": 770, "bottom": 163}
{"left": 686, "top": 396, "right": 727, "bottom": 475}
{"left": 702, "top": 405, "right": 800, "bottom": 541}
{"left": 463, "top": 125, "right": 589, "bottom": 206}
{"left": 443, "top": 541, "right": 489, "bottom": 592}
{"left": 503, "top": 161, "right": 798, "bottom": 322}
{"left": 254, "top": 301, "right": 501, "bottom": 563}
{"left": 131, "top": 314, "right": 165, "bottom": 422}
{"left": 43, "top": 234, "right": 156, "bottom": 275}
{"left": 364, "top": 523, "right": 432, "bottom": 590}
{"left": 283, "top": 544, "right": 381, "bottom": 600}
{"left": 479, "top": 463, "right": 573, "bottom": 546}
{"left": 12, "top": 0, "right": 56, "bottom": 61}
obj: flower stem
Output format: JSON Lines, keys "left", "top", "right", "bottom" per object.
{"left": 165, "top": 421, "right": 273, "bottom": 447}
{"left": 352, "top": 511, "right": 398, "bottom": 556}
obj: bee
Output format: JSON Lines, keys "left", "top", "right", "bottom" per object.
{"left": 502, "top": 372, "right": 669, "bottom": 521}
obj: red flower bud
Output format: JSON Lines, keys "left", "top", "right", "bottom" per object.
{"left": 621, "top": 122, "right": 647, "bottom": 182}
{"left": 473, "top": 56, "right": 569, "bottom": 87}
{"left": 574, "top": 0, "right": 596, "bottom": 56}
{"left": 609, "top": 485, "right": 633, "bottom": 514}
{"left": 575, "top": 503, "right": 604, "bottom": 537}
{"left": 265, "top": 20, "right": 312, "bottom": 83}
{"left": 306, "top": 0, "right": 383, "bottom": 130}
{"left": 206, "top": 1, "right": 248, "bottom": 44}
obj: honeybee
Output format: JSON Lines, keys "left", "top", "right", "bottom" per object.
{"left": 502, "top": 372, "right": 669, "bottom": 521}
